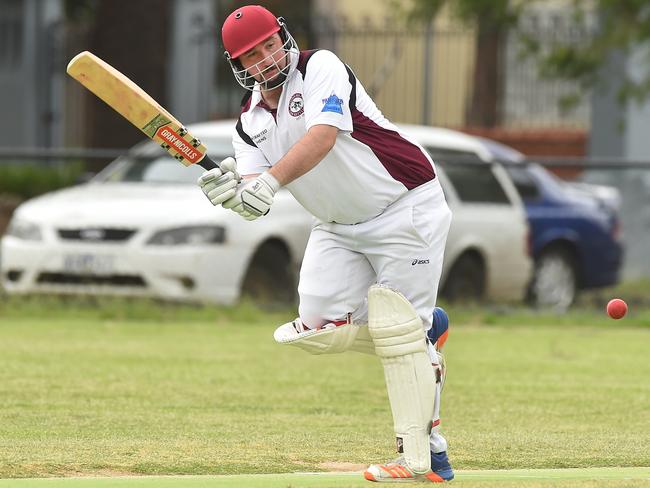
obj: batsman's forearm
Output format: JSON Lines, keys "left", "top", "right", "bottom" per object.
{"left": 269, "top": 125, "right": 338, "bottom": 185}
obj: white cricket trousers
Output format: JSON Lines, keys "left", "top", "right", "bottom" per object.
{"left": 298, "top": 178, "right": 452, "bottom": 330}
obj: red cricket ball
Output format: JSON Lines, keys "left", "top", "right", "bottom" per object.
{"left": 606, "top": 298, "right": 627, "bottom": 319}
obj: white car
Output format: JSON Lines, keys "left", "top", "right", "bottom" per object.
{"left": 1, "top": 121, "right": 532, "bottom": 305}
{"left": 400, "top": 125, "right": 532, "bottom": 301}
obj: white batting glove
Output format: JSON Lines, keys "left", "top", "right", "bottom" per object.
{"left": 223, "top": 172, "right": 281, "bottom": 221}
{"left": 197, "top": 157, "right": 241, "bottom": 206}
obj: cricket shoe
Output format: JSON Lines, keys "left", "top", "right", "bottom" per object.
{"left": 363, "top": 452, "right": 454, "bottom": 483}
{"left": 430, "top": 451, "right": 454, "bottom": 481}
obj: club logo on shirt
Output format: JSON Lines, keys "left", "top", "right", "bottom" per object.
{"left": 288, "top": 93, "right": 304, "bottom": 117}
{"left": 321, "top": 93, "right": 344, "bottom": 114}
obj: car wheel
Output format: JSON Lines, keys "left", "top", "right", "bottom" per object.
{"left": 441, "top": 253, "right": 485, "bottom": 302}
{"left": 240, "top": 240, "right": 297, "bottom": 307}
{"left": 529, "top": 247, "right": 577, "bottom": 311}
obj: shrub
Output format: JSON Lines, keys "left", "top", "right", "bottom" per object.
{"left": 0, "top": 161, "right": 86, "bottom": 199}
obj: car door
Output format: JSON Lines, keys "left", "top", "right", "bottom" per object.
{"left": 428, "top": 149, "right": 532, "bottom": 301}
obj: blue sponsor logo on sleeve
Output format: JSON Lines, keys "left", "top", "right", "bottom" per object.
{"left": 321, "top": 93, "right": 344, "bottom": 114}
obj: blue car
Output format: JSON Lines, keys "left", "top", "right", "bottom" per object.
{"left": 426, "top": 134, "right": 623, "bottom": 310}
{"left": 503, "top": 161, "right": 623, "bottom": 309}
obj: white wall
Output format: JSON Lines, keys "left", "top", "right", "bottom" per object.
{"left": 0, "top": 0, "right": 63, "bottom": 149}
{"left": 589, "top": 44, "right": 650, "bottom": 279}
{"left": 167, "top": 0, "right": 217, "bottom": 124}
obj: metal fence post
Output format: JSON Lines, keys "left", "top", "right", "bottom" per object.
{"left": 421, "top": 21, "right": 433, "bottom": 126}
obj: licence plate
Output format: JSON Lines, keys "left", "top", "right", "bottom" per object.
{"left": 62, "top": 254, "right": 115, "bottom": 274}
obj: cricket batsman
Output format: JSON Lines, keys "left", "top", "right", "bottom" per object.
{"left": 198, "top": 5, "right": 454, "bottom": 482}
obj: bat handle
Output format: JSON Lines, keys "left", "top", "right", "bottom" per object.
{"left": 198, "top": 155, "right": 220, "bottom": 171}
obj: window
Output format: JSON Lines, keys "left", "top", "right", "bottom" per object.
{"left": 425, "top": 146, "right": 510, "bottom": 204}
{"left": 438, "top": 162, "right": 510, "bottom": 204}
{"left": 94, "top": 137, "right": 234, "bottom": 184}
{"left": 505, "top": 165, "right": 541, "bottom": 201}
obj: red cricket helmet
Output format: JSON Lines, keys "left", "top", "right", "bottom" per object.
{"left": 222, "top": 5, "right": 281, "bottom": 60}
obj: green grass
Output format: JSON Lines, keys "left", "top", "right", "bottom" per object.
{"left": 0, "top": 295, "right": 648, "bottom": 486}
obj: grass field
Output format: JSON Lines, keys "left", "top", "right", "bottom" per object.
{"left": 0, "top": 294, "right": 648, "bottom": 487}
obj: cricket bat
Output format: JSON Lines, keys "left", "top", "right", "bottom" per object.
{"left": 66, "top": 51, "right": 218, "bottom": 170}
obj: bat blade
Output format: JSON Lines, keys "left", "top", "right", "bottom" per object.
{"left": 66, "top": 51, "right": 217, "bottom": 169}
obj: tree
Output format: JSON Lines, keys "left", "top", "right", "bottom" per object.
{"left": 393, "top": 0, "right": 526, "bottom": 127}
{"left": 397, "top": 0, "right": 650, "bottom": 121}
{"left": 528, "top": 1, "right": 650, "bottom": 109}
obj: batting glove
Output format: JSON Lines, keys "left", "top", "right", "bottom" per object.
{"left": 223, "top": 172, "right": 280, "bottom": 221}
{"left": 197, "top": 157, "right": 241, "bottom": 206}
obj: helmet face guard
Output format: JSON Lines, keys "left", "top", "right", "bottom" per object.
{"left": 224, "top": 21, "right": 298, "bottom": 92}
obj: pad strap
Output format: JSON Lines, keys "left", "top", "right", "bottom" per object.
{"left": 273, "top": 318, "right": 375, "bottom": 355}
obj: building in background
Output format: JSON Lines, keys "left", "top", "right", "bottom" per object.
{"left": 0, "top": 0, "right": 64, "bottom": 149}
{"left": 1, "top": 0, "right": 594, "bottom": 151}
{"left": 0, "top": 0, "right": 216, "bottom": 152}
{"left": 313, "top": 0, "right": 475, "bottom": 129}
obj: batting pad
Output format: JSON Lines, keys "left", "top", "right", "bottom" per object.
{"left": 368, "top": 285, "right": 436, "bottom": 474}
{"left": 273, "top": 319, "right": 375, "bottom": 355}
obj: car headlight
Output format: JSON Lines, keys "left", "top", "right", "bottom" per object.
{"left": 5, "top": 218, "right": 43, "bottom": 241}
{"left": 146, "top": 226, "right": 226, "bottom": 246}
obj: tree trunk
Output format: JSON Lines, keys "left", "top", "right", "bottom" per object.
{"left": 467, "top": 24, "right": 502, "bottom": 127}
{"left": 85, "top": 0, "right": 171, "bottom": 159}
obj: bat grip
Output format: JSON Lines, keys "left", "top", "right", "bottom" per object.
{"left": 198, "top": 155, "right": 220, "bottom": 170}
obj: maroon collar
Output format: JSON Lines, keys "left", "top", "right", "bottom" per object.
{"left": 255, "top": 97, "right": 277, "bottom": 121}
{"left": 257, "top": 98, "right": 274, "bottom": 111}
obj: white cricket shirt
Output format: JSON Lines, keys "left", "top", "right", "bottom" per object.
{"left": 233, "top": 49, "right": 437, "bottom": 224}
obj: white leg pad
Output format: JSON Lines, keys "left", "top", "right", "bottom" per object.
{"left": 368, "top": 284, "right": 436, "bottom": 475}
{"left": 273, "top": 319, "right": 375, "bottom": 355}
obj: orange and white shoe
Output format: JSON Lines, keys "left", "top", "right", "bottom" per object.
{"left": 363, "top": 455, "right": 452, "bottom": 483}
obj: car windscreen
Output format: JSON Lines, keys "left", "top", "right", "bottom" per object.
{"left": 526, "top": 163, "right": 569, "bottom": 198}
{"left": 93, "top": 137, "right": 235, "bottom": 184}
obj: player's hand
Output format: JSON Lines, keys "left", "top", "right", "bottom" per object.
{"left": 223, "top": 172, "right": 280, "bottom": 221}
{"left": 197, "top": 157, "right": 241, "bottom": 206}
